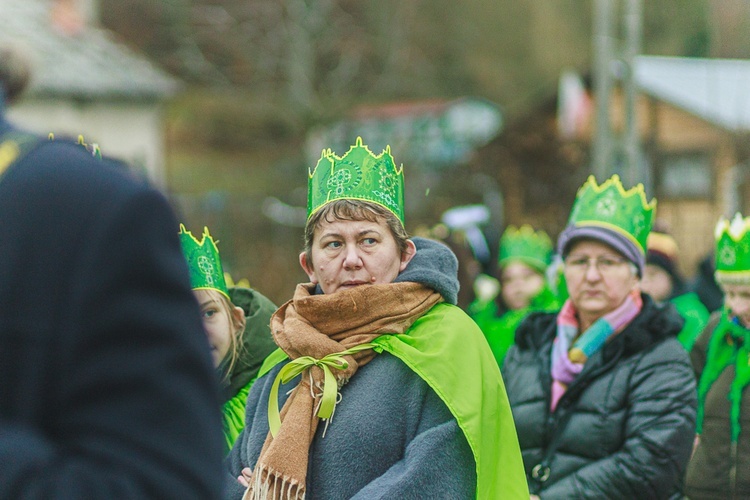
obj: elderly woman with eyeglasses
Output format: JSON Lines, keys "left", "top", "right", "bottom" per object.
{"left": 502, "top": 175, "right": 697, "bottom": 499}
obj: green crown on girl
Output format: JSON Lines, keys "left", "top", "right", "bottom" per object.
{"left": 178, "top": 224, "right": 229, "bottom": 298}
{"left": 499, "top": 225, "right": 553, "bottom": 272}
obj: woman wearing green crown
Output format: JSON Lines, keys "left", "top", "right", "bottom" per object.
{"left": 224, "top": 138, "right": 527, "bottom": 499}
{"left": 468, "top": 224, "right": 560, "bottom": 367}
{"left": 686, "top": 213, "right": 750, "bottom": 498}
{"left": 179, "top": 225, "right": 278, "bottom": 454}
{"left": 503, "top": 175, "right": 697, "bottom": 498}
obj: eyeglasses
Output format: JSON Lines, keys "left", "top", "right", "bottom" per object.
{"left": 564, "top": 255, "right": 629, "bottom": 274}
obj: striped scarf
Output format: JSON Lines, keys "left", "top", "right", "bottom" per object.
{"left": 550, "top": 290, "right": 642, "bottom": 410}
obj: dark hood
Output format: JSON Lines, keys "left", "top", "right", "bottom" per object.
{"left": 218, "top": 287, "right": 278, "bottom": 402}
{"left": 395, "top": 236, "right": 459, "bottom": 305}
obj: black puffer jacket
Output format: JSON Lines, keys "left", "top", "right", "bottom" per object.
{"left": 502, "top": 294, "right": 697, "bottom": 499}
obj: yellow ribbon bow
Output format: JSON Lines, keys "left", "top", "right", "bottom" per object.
{"left": 268, "top": 342, "right": 378, "bottom": 437}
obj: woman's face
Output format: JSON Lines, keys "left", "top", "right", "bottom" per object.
{"left": 500, "top": 260, "right": 545, "bottom": 310}
{"left": 193, "top": 289, "right": 242, "bottom": 367}
{"left": 723, "top": 283, "right": 750, "bottom": 328}
{"left": 563, "top": 239, "right": 639, "bottom": 322}
{"left": 299, "top": 216, "right": 416, "bottom": 295}
{"left": 641, "top": 264, "right": 674, "bottom": 303}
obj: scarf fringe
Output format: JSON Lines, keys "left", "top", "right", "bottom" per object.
{"left": 244, "top": 465, "right": 306, "bottom": 500}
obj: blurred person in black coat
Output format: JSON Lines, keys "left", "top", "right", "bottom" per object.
{"left": 689, "top": 252, "right": 724, "bottom": 313}
{"left": 0, "top": 45, "right": 224, "bottom": 498}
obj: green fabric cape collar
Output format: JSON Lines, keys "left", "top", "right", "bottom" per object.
{"left": 258, "top": 303, "right": 529, "bottom": 499}
{"left": 697, "top": 309, "right": 750, "bottom": 442}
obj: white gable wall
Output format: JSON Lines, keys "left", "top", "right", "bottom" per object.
{"left": 7, "top": 99, "right": 167, "bottom": 188}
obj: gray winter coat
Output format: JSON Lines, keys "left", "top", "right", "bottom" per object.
{"left": 502, "top": 295, "right": 697, "bottom": 499}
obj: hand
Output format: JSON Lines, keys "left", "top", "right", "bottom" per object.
{"left": 237, "top": 467, "right": 253, "bottom": 487}
{"left": 530, "top": 495, "right": 541, "bottom": 500}
{"left": 692, "top": 434, "right": 700, "bottom": 458}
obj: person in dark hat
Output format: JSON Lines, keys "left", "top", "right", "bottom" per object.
{"left": 642, "top": 230, "right": 709, "bottom": 351}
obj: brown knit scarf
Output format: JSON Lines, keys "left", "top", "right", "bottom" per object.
{"left": 243, "top": 281, "right": 442, "bottom": 500}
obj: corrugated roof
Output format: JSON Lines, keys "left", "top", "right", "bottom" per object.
{"left": 635, "top": 55, "right": 750, "bottom": 132}
{"left": 0, "top": 0, "right": 179, "bottom": 100}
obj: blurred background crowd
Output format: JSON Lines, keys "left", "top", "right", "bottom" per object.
{"left": 4, "top": 0, "right": 750, "bottom": 306}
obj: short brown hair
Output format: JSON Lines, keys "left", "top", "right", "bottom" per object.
{"left": 304, "top": 200, "right": 409, "bottom": 268}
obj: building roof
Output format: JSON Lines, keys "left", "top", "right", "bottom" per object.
{"left": 635, "top": 55, "right": 750, "bottom": 133}
{"left": 0, "top": 0, "right": 179, "bottom": 101}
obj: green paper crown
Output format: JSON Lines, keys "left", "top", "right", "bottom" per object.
{"left": 715, "top": 213, "right": 750, "bottom": 283}
{"left": 568, "top": 174, "right": 656, "bottom": 254}
{"left": 308, "top": 137, "right": 405, "bottom": 224}
{"left": 499, "top": 224, "right": 553, "bottom": 272}
{"left": 178, "top": 224, "right": 228, "bottom": 298}
{"left": 48, "top": 133, "right": 102, "bottom": 160}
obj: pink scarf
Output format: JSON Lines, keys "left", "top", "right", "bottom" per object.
{"left": 550, "top": 290, "right": 642, "bottom": 410}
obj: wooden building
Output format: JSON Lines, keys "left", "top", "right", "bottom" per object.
{"left": 471, "top": 55, "right": 750, "bottom": 279}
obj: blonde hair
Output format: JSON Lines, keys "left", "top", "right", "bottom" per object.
{"left": 195, "top": 289, "right": 246, "bottom": 378}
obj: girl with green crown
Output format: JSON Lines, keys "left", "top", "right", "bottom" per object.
{"left": 686, "top": 213, "right": 750, "bottom": 498}
{"left": 468, "top": 224, "right": 560, "bottom": 367}
{"left": 179, "top": 224, "right": 278, "bottom": 454}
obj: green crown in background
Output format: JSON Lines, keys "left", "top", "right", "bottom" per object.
{"left": 568, "top": 174, "right": 656, "bottom": 254}
{"left": 178, "top": 224, "right": 228, "bottom": 298}
{"left": 715, "top": 213, "right": 750, "bottom": 283}
{"left": 308, "top": 137, "right": 405, "bottom": 224}
{"left": 499, "top": 224, "right": 553, "bottom": 272}
{"left": 48, "top": 133, "right": 102, "bottom": 160}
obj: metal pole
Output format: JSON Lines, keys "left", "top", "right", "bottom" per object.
{"left": 623, "top": 0, "right": 644, "bottom": 189}
{"left": 593, "top": 0, "right": 614, "bottom": 180}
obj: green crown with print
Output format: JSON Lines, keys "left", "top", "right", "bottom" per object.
{"left": 308, "top": 137, "right": 405, "bottom": 224}
{"left": 178, "top": 224, "right": 229, "bottom": 298}
{"left": 715, "top": 213, "right": 750, "bottom": 284}
{"left": 568, "top": 174, "right": 656, "bottom": 254}
{"left": 499, "top": 224, "right": 553, "bottom": 272}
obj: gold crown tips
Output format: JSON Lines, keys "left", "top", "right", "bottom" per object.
{"left": 178, "top": 223, "right": 198, "bottom": 243}
{"left": 313, "top": 138, "right": 401, "bottom": 173}
{"left": 178, "top": 224, "right": 210, "bottom": 248}
{"left": 504, "top": 224, "right": 552, "bottom": 245}
{"left": 579, "top": 174, "right": 656, "bottom": 211}
{"left": 716, "top": 213, "right": 750, "bottom": 241}
{"left": 48, "top": 132, "right": 54, "bottom": 140}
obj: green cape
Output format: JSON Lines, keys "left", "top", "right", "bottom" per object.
{"left": 671, "top": 292, "right": 710, "bottom": 352}
{"left": 258, "top": 303, "right": 528, "bottom": 499}
{"left": 469, "top": 286, "right": 560, "bottom": 367}
{"left": 696, "top": 310, "right": 750, "bottom": 442}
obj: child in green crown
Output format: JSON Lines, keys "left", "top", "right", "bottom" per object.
{"left": 468, "top": 224, "right": 560, "bottom": 367}
{"left": 179, "top": 224, "right": 278, "bottom": 454}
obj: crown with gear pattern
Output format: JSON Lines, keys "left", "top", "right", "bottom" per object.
{"left": 567, "top": 174, "right": 656, "bottom": 255}
{"left": 499, "top": 224, "right": 553, "bottom": 273}
{"left": 178, "top": 224, "right": 229, "bottom": 298}
{"left": 715, "top": 213, "right": 750, "bottom": 284}
{"left": 307, "top": 137, "right": 405, "bottom": 224}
